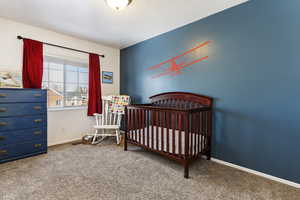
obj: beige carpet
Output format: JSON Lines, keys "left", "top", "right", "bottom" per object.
{"left": 0, "top": 139, "right": 299, "bottom": 200}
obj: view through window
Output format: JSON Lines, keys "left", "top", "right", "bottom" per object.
{"left": 42, "top": 56, "right": 88, "bottom": 108}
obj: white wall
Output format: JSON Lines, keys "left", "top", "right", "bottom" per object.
{"left": 0, "top": 17, "right": 120, "bottom": 146}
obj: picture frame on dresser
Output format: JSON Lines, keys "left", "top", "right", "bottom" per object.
{"left": 0, "top": 88, "right": 48, "bottom": 163}
{"left": 0, "top": 71, "right": 22, "bottom": 88}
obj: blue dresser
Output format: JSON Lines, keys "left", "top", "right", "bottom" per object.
{"left": 0, "top": 88, "right": 47, "bottom": 163}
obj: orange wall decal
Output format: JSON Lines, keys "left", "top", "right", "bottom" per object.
{"left": 146, "top": 41, "right": 211, "bottom": 78}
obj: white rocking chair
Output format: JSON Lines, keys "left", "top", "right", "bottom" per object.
{"left": 92, "top": 98, "right": 123, "bottom": 145}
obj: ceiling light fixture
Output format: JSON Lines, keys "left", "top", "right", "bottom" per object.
{"left": 105, "top": 0, "right": 133, "bottom": 11}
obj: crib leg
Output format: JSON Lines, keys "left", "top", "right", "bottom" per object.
{"left": 206, "top": 139, "right": 212, "bottom": 160}
{"left": 124, "top": 132, "right": 128, "bottom": 151}
{"left": 206, "top": 150, "right": 211, "bottom": 160}
{"left": 184, "top": 162, "right": 189, "bottom": 178}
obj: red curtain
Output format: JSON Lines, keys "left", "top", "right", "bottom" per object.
{"left": 22, "top": 39, "right": 43, "bottom": 88}
{"left": 88, "top": 53, "right": 102, "bottom": 116}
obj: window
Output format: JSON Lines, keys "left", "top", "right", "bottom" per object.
{"left": 42, "top": 56, "right": 88, "bottom": 109}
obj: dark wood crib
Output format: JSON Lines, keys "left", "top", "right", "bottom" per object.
{"left": 124, "top": 92, "right": 213, "bottom": 178}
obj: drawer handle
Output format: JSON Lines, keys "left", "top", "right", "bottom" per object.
{"left": 0, "top": 108, "right": 7, "bottom": 112}
{"left": 34, "top": 119, "right": 42, "bottom": 123}
{"left": 0, "top": 94, "right": 7, "bottom": 98}
{"left": 0, "top": 136, "right": 5, "bottom": 141}
{"left": 0, "top": 122, "right": 7, "bottom": 126}
{"left": 33, "top": 106, "right": 42, "bottom": 110}
{"left": 34, "top": 144, "right": 42, "bottom": 148}
{"left": 34, "top": 94, "right": 42, "bottom": 97}
{"left": 0, "top": 150, "right": 8, "bottom": 155}
{"left": 34, "top": 131, "right": 42, "bottom": 135}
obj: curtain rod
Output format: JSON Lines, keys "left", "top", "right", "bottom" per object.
{"left": 17, "top": 35, "right": 105, "bottom": 58}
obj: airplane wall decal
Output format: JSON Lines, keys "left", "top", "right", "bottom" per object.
{"left": 146, "top": 40, "right": 212, "bottom": 79}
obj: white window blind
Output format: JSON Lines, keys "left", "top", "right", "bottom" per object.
{"left": 42, "top": 56, "right": 88, "bottom": 109}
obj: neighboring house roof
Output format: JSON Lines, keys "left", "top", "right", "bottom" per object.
{"left": 47, "top": 88, "right": 88, "bottom": 98}
{"left": 47, "top": 88, "right": 63, "bottom": 97}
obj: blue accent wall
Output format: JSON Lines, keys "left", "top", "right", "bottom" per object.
{"left": 120, "top": 0, "right": 300, "bottom": 184}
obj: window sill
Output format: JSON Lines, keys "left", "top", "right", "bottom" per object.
{"left": 48, "top": 106, "right": 87, "bottom": 112}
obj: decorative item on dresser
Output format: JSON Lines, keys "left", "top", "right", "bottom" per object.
{"left": 124, "top": 92, "right": 213, "bottom": 178}
{"left": 0, "top": 88, "right": 47, "bottom": 163}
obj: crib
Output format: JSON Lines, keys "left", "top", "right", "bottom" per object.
{"left": 124, "top": 92, "right": 213, "bottom": 178}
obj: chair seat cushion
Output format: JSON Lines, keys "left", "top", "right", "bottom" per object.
{"left": 94, "top": 125, "right": 120, "bottom": 129}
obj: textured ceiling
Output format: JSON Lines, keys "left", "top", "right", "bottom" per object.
{"left": 0, "top": 0, "right": 248, "bottom": 48}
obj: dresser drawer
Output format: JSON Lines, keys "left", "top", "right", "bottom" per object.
{"left": 15, "top": 140, "right": 47, "bottom": 156}
{"left": 0, "top": 127, "right": 47, "bottom": 146}
{"left": 0, "top": 140, "right": 47, "bottom": 162}
{"left": 0, "top": 115, "right": 47, "bottom": 131}
{"left": 0, "top": 144, "right": 15, "bottom": 160}
{"left": 0, "top": 89, "right": 46, "bottom": 103}
{"left": 0, "top": 103, "right": 46, "bottom": 117}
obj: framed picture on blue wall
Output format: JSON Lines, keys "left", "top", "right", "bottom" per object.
{"left": 102, "top": 71, "right": 113, "bottom": 84}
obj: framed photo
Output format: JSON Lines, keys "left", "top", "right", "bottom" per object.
{"left": 102, "top": 71, "right": 113, "bottom": 84}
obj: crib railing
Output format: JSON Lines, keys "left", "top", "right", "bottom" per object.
{"left": 124, "top": 105, "right": 212, "bottom": 162}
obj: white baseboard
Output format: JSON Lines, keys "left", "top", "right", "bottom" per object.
{"left": 48, "top": 138, "right": 82, "bottom": 147}
{"left": 211, "top": 158, "right": 300, "bottom": 189}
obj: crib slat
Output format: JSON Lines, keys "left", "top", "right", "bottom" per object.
{"left": 199, "top": 112, "right": 202, "bottom": 153}
{"left": 126, "top": 109, "right": 130, "bottom": 140}
{"left": 200, "top": 112, "right": 203, "bottom": 152}
{"left": 128, "top": 110, "right": 130, "bottom": 140}
{"left": 127, "top": 109, "right": 130, "bottom": 139}
{"left": 190, "top": 113, "right": 193, "bottom": 156}
{"left": 142, "top": 109, "right": 144, "bottom": 144}
{"left": 202, "top": 112, "right": 206, "bottom": 153}
{"left": 184, "top": 113, "right": 189, "bottom": 157}
{"left": 205, "top": 111, "right": 208, "bottom": 153}
{"left": 178, "top": 114, "right": 182, "bottom": 156}
{"left": 140, "top": 109, "right": 143, "bottom": 144}
{"left": 190, "top": 114, "right": 193, "bottom": 156}
{"left": 137, "top": 109, "right": 140, "bottom": 142}
{"left": 131, "top": 109, "right": 134, "bottom": 141}
{"left": 127, "top": 108, "right": 132, "bottom": 139}
{"left": 166, "top": 112, "right": 170, "bottom": 153}
{"left": 156, "top": 111, "right": 159, "bottom": 150}
{"left": 138, "top": 109, "right": 141, "bottom": 143}
{"left": 172, "top": 113, "right": 176, "bottom": 154}
{"left": 142, "top": 109, "right": 145, "bottom": 145}
{"left": 194, "top": 113, "right": 197, "bottom": 156}
{"left": 134, "top": 109, "right": 137, "bottom": 141}
{"left": 127, "top": 109, "right": 130, "bottom": 131}
{"left": 133, "top": 109, "right": 136, "bottom": 140}
{"left": 136, "top": 109, "right": 139, "bottom": 142}
{"left": 128, "top": 109, "right": 131, "bottom": 140}
{"left": 151, "top": 110, "right": 154, "bottom": 149}
{"left": 194, "top": 112, "right": 197, "bottom": 155}
{"left": 147, "top": 110, "right": 150, "bottom": 147}
{"left": 190, "top": 113, "right": 194, "bottom": 156}
{"left": 161, "top": 111, "right": 165, "bottom": 152}
{"left": 131, "top": 109, "right": 133, "bottom": 140}
{"left": 202, "top": 111, "right": 205, "bottom": 152}
{"left": 192, "top": 113, "right": 196, "bottom": 156}
{"left": 197, "top": 112, "right": 200, "bottom": 154}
